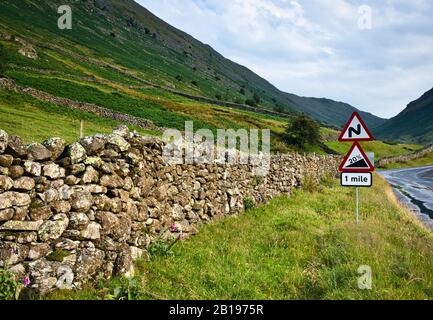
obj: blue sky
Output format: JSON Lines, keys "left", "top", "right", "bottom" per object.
{"left": 136, "top": 0, "right": 433, "bottom": 118}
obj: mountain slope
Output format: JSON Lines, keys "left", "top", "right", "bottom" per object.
{"left": 0, "top": 0, "right": 385, "bottom": 128}
{"left": 376, "top": 88, "right": 433, "bottom": 144}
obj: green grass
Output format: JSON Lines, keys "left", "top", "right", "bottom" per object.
{"left": 380, "top": 151, "right": 433, "bottom": 170}
{"left": 326, "top": 141, "right": 423, "bottom": 161}
{"left": 45, "top": 175, "right": 433, "bottom": 300}
{"left": 0, "top": 88, "right": 159, "bottom": 144}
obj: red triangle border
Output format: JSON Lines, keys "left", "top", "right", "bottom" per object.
{"left": 338, "top": 112, "right": 374, "bottom": 142}
{"left": 339, "top": 142, "right": 375, "bottom": 172}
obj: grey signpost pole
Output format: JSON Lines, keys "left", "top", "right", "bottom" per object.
{"left": 356, "top": 187, "right": 359, "bottom": 225}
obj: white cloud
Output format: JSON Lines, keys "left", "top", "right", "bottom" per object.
{"left": 136, "top": 0, "right": 433, "bottom": 118}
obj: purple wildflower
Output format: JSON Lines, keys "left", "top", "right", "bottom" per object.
{"left": 177, "top": 232, "right": 189, "bottom": 241}
{"left": 10, "top": 248, "right": 18, "bottom": 255}
{"left": 23, "top": 276, "right": 31, "bottom": 287}
{"left": 170, "top": 224, "right": 178, "bottom": 232}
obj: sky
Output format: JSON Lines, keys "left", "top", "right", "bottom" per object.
{"left": 135, "top": 0, "right": 433, "bottom": 119}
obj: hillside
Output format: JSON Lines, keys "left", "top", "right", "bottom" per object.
{"left": 0, "top": 0, "right": 385, "bottom": 128}
{"left": 376, "top": 88, "right": 433, "bottom": 144}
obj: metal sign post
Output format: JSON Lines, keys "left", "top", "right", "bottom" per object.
{"left": 338, "top": 112, "right": 375, "bottom": 225}
{"left": 356, "top": 187, "right": 359, "bottom": 225}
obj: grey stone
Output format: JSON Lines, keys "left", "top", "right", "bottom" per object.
{"left": 0, "top": 208, "right": 14, "bottom": 221}
{"left": 100, "top": 174, "right": 124, "bottom": 189}
{"left": 28, "top": 243, "right": 51, "bottom": 260}
{"left": 0, "top": 220, "right": 43, "bottom": 231}
{"left": 8, "top": 165, "right": 24, "bottom": 179}
{"left": 30, "top": 205, "right": 53, "bottom": 221}
{"left": 12, "top": 206, "right": 28, "bottom": 221}
{"left": 24, "top": 161, "right": 42, "bottom": 176}
{"left": 38, "top": 214, "right": 69, "bottom": 241}
{"left": 0, "top": 192, "right": 31, "bottom": 209}
{"left": 114, "top": 246, "right": 134, "bottom": 277}
{"left": 43, "top": 188, "right": 59, "bottom": 203}
{"left": 80, "top": 222, "right": 101, "bottom": 240}
{"left": 79, "top": 136, "right": 107, "bottom": 156}
{"left": 0, "top": 154, "right": 13, "bottom": 167}
{"left": 83, "top": 156, "right": 104, "bottom": 168}
{"left": 66, "top": 143, "right": 87, "bottom": 164}
{"left": 42, "top": 137, "right": 66, "bottom": 161}
{"left": 70, "top": 191, "right": 93, "bottom": 212}
{"left": 69, "top": 212, "right": 90, "bottom": 230}
{"left": 74, "top": 248, "right": 105, "bottom": 282}
{"left": 13, "top": 176, "right": 35, "bottom": 191}
{"left": 51, "top": 201, "right": 71, "bottom": 214}
{"left": 83, "top": 184, "right": 107, "bottom": 194}
{"left": 107, "top": 134, "right": 130, "bottom": 152}
{"left": 0, "top": 129, "right": 8, "bottom": 154}
{"left": 81, "top": 166, "right": 99, "bottom": 184}
{"left": 43, "top": 163, "right": 65, "bottom": 179}
{"left": 112, "top": 125, "right": 130, "bottom": 138}
{"left": 27, "top": 143, "right": 52, "bottom": 161}
{"left": 6, "top": 135, "right": 27, "bottom": 158}
{"left": 0, "top": 175, "right": 13, "bottom": 192}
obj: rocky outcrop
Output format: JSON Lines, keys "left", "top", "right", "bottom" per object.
{"left": 0, "top": 126, "right": 339, "bottom": 294}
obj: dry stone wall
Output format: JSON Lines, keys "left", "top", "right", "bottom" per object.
{"left": 378, "top": 144, "right": 433, "bottom": 167}
{"left": 0, "top": 126, "right": 339, "bottom": 294}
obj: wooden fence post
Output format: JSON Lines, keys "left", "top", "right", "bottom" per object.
{"left": 80, "top": 120, "right": 84, "bottom": 138}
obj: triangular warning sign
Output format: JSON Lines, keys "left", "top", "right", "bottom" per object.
{"left": 338, "top": 112, "right": 374, "bottom": 142}
{"left": 339, "top": 142, "right": 375, "bottom": 172}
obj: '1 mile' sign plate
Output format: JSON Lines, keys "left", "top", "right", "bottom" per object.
{"left": 341, "top": 172, "right": 372, "bottom": 187}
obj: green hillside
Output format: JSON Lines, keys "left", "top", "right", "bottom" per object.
{"left": 375, "top": 88, "right": 433, "bottom": 144}
{"left": 0, "top": 0, "right": 385, "bottom": 129}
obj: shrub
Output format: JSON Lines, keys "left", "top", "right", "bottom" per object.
{"left": 104, "top": 278, "right": 143, "bottom": 300}
{"left": 243, "top": 198, "right": 255, "bottom": 211}
{"left": 320, "top": 174, "right": 335, "bottom": 188}
{"left": 253, "top": 92, "right": 261, "bottom": 104}
{"left": 175, "top": 75, "right": 183, "bottom": 82}
{"left": 147, "top": 225, "right": 188, "bottom": 258}
{"left": 302, "top": 174, "right": 320, "bottom": 193}
{"left": 191, "top": 80, "right": 198, "bottom": 86}
{"left": 147, "top": 238, "right": 174, "bottom": 257}
{"left": 245, "top": 99, "right": 257, "bottom": 107}
{"left": 283, "top": 115, "right": 321, "bottom": 148}
{"left": 0, "top": 267, "right": 21, "bottom": 300}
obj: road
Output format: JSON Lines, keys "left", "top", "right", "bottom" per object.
{"left": 379, "top": 166, "right": 433, "bottom": 228}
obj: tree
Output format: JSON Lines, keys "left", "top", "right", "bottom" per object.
{"left": 253, "top": 92, "right": 261, "bottom": 104}
{"left": 245, "top": 99, "right": 257, "bottom": 107}
{"left": 0, "top": 44, "right": 9, "bottom": 76}
{"left": 283, "top": 115, "right": 321, "bottom": 148}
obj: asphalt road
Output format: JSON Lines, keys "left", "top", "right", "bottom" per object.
{"left": 379, "top": 166, "right": 433, "bottom": 228}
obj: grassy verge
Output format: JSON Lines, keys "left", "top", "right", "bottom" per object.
{"left": 46, "top": 175, "right": 433, "bottom": 300}
{"left": 380, "top": 151, "right": 433, "bottom": 170}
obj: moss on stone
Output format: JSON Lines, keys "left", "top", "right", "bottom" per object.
{"left": 46, "top": 249, "right": 71, "bottom": 262}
